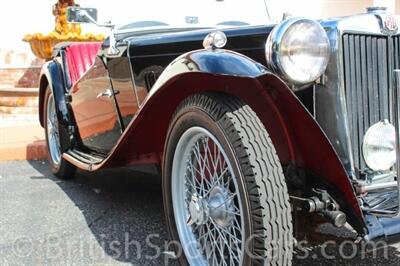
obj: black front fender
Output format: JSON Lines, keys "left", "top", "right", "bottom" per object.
{"left": 150, "top": 48, "right": 269, "bottom": 96}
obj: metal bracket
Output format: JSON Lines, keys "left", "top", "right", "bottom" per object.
{"left": 290, "top": 189, "right": 347, "bottom": 227}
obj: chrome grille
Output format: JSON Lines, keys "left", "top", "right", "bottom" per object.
{"left": 342, "top": 34, "right": 399, "bottom": 172}
{"left": 394, "top": 35, "right": 400, "bottom": 69}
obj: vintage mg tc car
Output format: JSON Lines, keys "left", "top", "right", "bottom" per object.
{"left": 38, "top": 0, "right": 400, "bottom": 265}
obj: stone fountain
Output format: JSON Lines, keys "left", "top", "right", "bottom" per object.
{"left": 23, "top": 0, "right": 104, "bottom": 60}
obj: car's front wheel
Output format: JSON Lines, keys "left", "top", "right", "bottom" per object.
{"left": 163, "top": 93, "right": 293, "bottom": 265}
{"left": 44, "top": 88, "right": 76, "bottom": 179}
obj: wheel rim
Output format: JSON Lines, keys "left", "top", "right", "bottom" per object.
{"left": 172, "top": 126, "right": 245, "bottom": 265}
{"left": 46, "top": 94, "right": 61, "bottom": 165}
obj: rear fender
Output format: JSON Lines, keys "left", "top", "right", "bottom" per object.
{"left": 38, "top": 60, "right": 70, "bottom": 127}
{"left": 104, "top": 49, "right": 365, "bottom": 232}
{"left": 38, "top": 60, "right": 72, "bottom": 151}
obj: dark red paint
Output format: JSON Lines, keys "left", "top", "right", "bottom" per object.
{"left": 91, "top": 72, "right": 364, "bottom": 231}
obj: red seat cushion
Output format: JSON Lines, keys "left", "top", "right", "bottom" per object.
{"left": 65, "top": 42, "right": 102, "bottom": 86}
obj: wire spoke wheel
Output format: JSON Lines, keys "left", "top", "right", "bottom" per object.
{"left": 163, "top": 93, "right": 293, "bottom": 266}
{"left": 172, "top": 127, "right": 244, "bottom": 265}
{"left": 43, "top": 88, "right": 76, "bottom": 179}
{"left": 46, "top": 93, "right": 61, "bottom": 165}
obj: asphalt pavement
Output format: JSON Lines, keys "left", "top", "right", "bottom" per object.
{"left": 1, "top": 160, "right": 400, "bottom": 265}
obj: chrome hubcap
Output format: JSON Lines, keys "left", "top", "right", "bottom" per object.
{"left": 208, "top": 186, "right": 235, "bottom": 228}
{"left": 172, "top": 127, "right": 244, "bottom": 265}
{"left": 188, "top": 186, "right": 234, "bottom": 228}
{"left": 46, "top": 94, "right": 61, "bottom": 165}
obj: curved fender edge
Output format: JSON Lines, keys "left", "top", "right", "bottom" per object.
{"left": 102, "top": 49, "right": 365, "bottom": 232}
{"left": 257, "top": 74, "right": 365, "bottom": 233}
{"left": 38, "top": 60, "right": 72, "bottom": 150}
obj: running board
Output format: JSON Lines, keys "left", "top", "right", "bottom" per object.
{"left": 63, "top": 149, "right": 104, "bottom": 171}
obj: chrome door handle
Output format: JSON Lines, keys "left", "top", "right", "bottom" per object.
{"left": 97, "top": 88, "right": 113, "bottom": 98}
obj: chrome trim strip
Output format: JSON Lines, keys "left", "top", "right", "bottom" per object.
{"left": 127, "top": 44, "right": 141, "bottom": 107}
{"left": 330, "top": 13, "right": 400, "bottom": 36}
{"left": 392, "top": 69, "right": 400, "bottom": 217}
{"left": 337, "top": 29, "right": 356, "bottom": 178}
{"left": 359, "top": 181, "right": 397, "bottom": 193}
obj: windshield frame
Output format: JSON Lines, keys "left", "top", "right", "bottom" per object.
{"left": 84, "top": 0, "right": 272, "bottom": 33}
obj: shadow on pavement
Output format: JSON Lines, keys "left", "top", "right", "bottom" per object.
{"left": 28, "top": 160, "right": 177, "bottom": 265}
{"left": 28, "top": 160, "right": 400, "bottom": 265}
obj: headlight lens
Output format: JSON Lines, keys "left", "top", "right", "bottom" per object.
{"left": 362, "top": 120, "right": 396, "bottom": 171}
{"left": 266, "top": 18, "right": 330, "bottom": 86}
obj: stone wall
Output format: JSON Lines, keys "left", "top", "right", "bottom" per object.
{"left": 0, "top": 68, "right": 41, "bottom": 88}
{"left": 0, "top": 48, "right": 44, "bottom": 89}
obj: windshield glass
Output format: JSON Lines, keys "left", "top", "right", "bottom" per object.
{"left": 83, "top": 0, "right": 271, "bottom": 31}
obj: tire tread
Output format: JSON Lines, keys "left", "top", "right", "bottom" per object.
{"left": 174, "top": 93, "right": 293, "bottom": 265}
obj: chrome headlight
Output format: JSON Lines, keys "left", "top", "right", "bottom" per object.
{"left": 362, "top": 120, "right": 396, "bottom": 171}
{"left": 265, "top": 18, "right": 330, "bottom": 86}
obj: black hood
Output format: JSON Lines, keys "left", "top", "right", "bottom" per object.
{"left": 123, "top": 25, "right": 275, "bottom": 64}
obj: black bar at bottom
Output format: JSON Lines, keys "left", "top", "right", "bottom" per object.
{"left": 364, "top": 214, "right": 400, "bottom": 244}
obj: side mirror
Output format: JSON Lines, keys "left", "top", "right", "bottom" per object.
{"left": 67, "top": 6, "right": 118, "bottom": 56}
{"left": 67, "top": 7, "right": 98, "bottom": 24}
